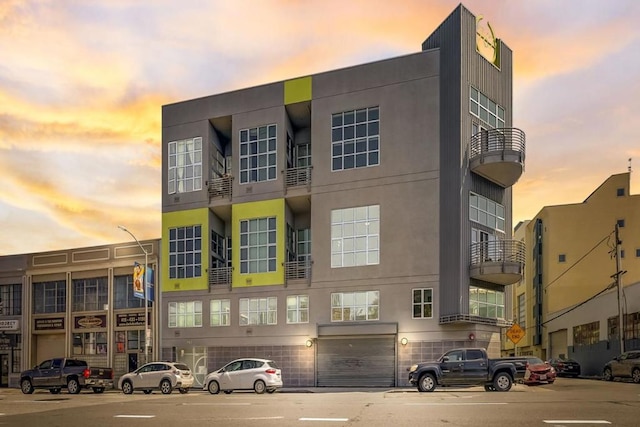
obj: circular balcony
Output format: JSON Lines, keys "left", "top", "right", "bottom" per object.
{"left": 469, "top": 239, "right": 525, "bottom": 286}
{"left": 469, "top": 128, "right": 525, "bottom": 187}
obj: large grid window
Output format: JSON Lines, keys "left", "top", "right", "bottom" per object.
{"left": 72, "top": 332, "right": 107, "bottom": 355}
{"left": 331, "top": 291, "right": 379, "bottom": 322}
{"left": 169, "top": 225, "right": 202, "bottom": 279}
{"left": 287, "top": 295, "right": 309, "bottom": 324}
{"left": 240, "top": 217, "right": 277, "bottom": 273}
{"left": 239, "top": 124, "right": 277, "bottom": 183}
{"left": 518, "top": 293, "right": 526, "bottom": 332}
{"left": 33, "top": 281, "right": 66, "bottom": 314}
{"left": 470, "top": 192, "right": 505, "bottom": 232}
{"left": 331, "top": 205, "right": 380, "bottom": 268}
{"left": 210, "top": 299, "right": 230, "bottom": 327}
{"left": 469, "top": 286, "right": 504, "bottom": 319}
{"left": 168, "top": 137, "right": 202, "bottom": 194}
{"left": 72, "top": 278, "right": 108, "bottom": 312}
{"left": 239, "top": 297, "right": 277, "bottom": 325}
{"left": 573, "top": 321, "right": 599, "bottom": 346}
{"left": 624, "top": 312, "right": 640, "bottom": 341}
{"left": 412, "top": 288, "right": 433, "bottom": 319}
{"left": 331, "top": 106, "right": 379, "bottom": 171}
{"left": 470, "top": 87, "right": 505, "bottom": 129}
{"left": 168, "top": 301, "right": 203, "bottom": 328}
{"left": 0, "top": 284, "right": 21, "bottom": 316}
{"left": 113, "top": 275, "right": 145, "bottom": 309}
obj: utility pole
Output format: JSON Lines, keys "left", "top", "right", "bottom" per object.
{"left": 615, "top": 223, "right": 625, "bottom": 354}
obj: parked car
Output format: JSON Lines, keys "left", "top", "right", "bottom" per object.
{"left": 522, "top": 357, "right": 556, "bottom": 385}
{"left": 203, "top": 358, "right": 283, "bottom": 394}
{"left": 20, "top": 357, "right": 114, "bottom": 394}
{"left": 547, "top": 357, "right": 581, "bottom": 377}
{"left": 603, "top": 350, "right": 640, "bottom": 383}
{"left": 118, "top": 361, "right": 194, "bottom": 394}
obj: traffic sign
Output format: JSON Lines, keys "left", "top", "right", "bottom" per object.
{"left": 506, "top": 323, "right": 525, "bottom": 344}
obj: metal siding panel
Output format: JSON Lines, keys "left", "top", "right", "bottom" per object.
{"left": 316, "top": 337, "right": 395, "bottom": 387}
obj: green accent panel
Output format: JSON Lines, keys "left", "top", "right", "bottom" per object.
{"left": 162, "top": 208, "right": 210, "bottom": 292}
{"left": 284, "top": 76, "right": 312, "bottom": 105}
{"left": 232, "top": 199, "right": 285, "bottom": 288}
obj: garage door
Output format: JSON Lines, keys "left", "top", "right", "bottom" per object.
{"left": 36, "top": 334, "right": 65, "bottom": 362}
{"left": 549, "top": 329, "right": 568, "bottom": 359}
{"left": 317, "top": 336, "right": 395, "bottom": 387}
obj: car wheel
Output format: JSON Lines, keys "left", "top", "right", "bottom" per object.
{"left": 179, "top": 388, "right": 189, "bottom": 394}
{"left": 160, "top": 379, "right": 173, "bottom": 395}
{"left": 93, "top": 388, "right": 104, "bottom": 393}
{"left": 254, "top": 380, "right": 266, "bottom": 394}
{"left": 493, "top": 372, "right": 513, "bottom": 392}
{"left": 418, "top": 373, "right": 437, "bottom": 392}
{"left": 603, "top": 367, "right": 614, "bottom": 381}
{"left": 223, "top": 390, "right": 233, "bottom": 394}
{"left": 21, "top": 379, "right": 34, "bottom": 394}
{"left": 122, "top": 381, "right": 134, "bottom": 395}
{"left": 67, "top": 378, "right": 81, "bottom": 394}
{"left": 484, "top": 384, "right": 495, "bottom": 392}
{"left": 49, "top": 388, "right": 61, "bottom": 394}
{"left": 207, "top": 381, "right": 220, "bottom": 395}
{"left": 143, "top": 390, "right": 152, "bottom": 395}
{"left": 632, "top": 368, "right": 640, "bottom": 384}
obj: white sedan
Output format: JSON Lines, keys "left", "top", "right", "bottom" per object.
{"left": 203, "top": 358, "right": 282, "bottom": 394}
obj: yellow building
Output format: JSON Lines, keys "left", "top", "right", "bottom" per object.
{"left": 504, "top": 173, "right": 640, "bottom": 375}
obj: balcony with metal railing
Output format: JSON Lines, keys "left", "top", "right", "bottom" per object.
{"left": 209, "top": 266, "right": 233, "bottom": 291}
{"left": 283, "top": 259, "right": 312, "bottom": 286}
{"left": 208, "top": 175, "right": 233, "bottom": 201}
{"left": 284, "top": 166, "right": 312, "bottom": 193}
{"left": 469, "top": 128, "right": 525, "bottom": 187}
{"left": 469, "top": 239, "right": 525, "bottom": 286}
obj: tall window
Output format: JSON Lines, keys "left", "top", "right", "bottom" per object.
{"left": 331, "top": 291, "right": 379, "bottom": 322}
{"left": 297, "top": 229, "right": 311, "bottom": 262}
{"left": 72, "top": 278, "right": 108, "bottom": 312}
{"left": 470, "top": 192, "right": 505, "bottom": 232}
{"left": 412, "top": 288, "right": 433, "bottom": 319}
{"left": 287, "top": 295, "right": 309, "bottom": 324}
{"left": 239, "top": 124, "right": 277, "bottom": 183}
{"left": 573, "top": 321, "right": 599, "bottom": 346}
{"left": 169, "top": 225, "right": 202, "bottom": 279}
{"left": 211, "top": 230, "right": 226, "bottom": 268}
{"left": 624, "top": 312, "right": 640, "bottom": 341}
{"left": 239, "top": 297, "right": 277, "bottom": 325}
{"left": 168, "top": 301, "right": 203, "bottom": 328}
{"left": 518, "top": 294, "right": 526, "bottom": 331}
{"left": 72, "top": 332, "right": 107, "bottom": 355}
{"left": 113, "top": 275, "right": 144, "bottom": 309}
{"left": 470, "top": 87, "right": 505, "bottom": 129}
{"left": 0, "top": 284, "right": 21, "bottom": 316}
{"left": 33, "top": 281, "right": 66, "bottom": 314}
{"left": 331, "top": 106, "right": 379, "bottom": 171}
{"left": 210, "top": 299, "right": 230, "bottom": 327}
{"left": 240, "top": 217, "right": 277, "bottom": 273}
{"left": 469, "top": 286, "right": 504, "bottom": 319}
{"left": 168, "top": 137, "right": 203, "bottom": 194}
{"left": 331, "top": 205, "right": 380, "bottom": 268}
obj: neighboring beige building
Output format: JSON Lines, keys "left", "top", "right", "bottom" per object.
{"left": 503, "top": 173, "right": 640, "bottom": 375}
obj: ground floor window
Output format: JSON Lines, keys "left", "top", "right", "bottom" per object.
{"left": 72, "top": 332, "right": 107, "bottom": 355}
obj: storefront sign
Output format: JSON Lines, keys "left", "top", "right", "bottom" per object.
{"left": 115, "top": 312, "right": 149, "bottom": 327}
{"left": 35, "top": 317, "right": 65, "bottom": 331}
{"left": 0, "top": 319, "right": 19, "bottom": 331}
{"left": 74, "top": 315, "right": 107, "bottom": 329}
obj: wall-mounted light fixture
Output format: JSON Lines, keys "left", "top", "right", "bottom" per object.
{"left": 400, "top": 337, "right": 409, "bottom": 346}
{"left": 305, "top": 339, "right": 313, "bottom": 348}
{"left": 469, "top": 333, "right": 476, "bottom": 341}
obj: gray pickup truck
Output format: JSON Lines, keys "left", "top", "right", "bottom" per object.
{"left": 20, "top": 357, "right": 114, "bottom": 394}
{"left": 408, "top": 348, "right": 526, "bottom": 392}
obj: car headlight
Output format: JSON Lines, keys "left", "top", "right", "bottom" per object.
{"left": 409, "top": 364, "right": 418, "bottom": 373}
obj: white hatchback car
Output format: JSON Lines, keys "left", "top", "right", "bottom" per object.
{"left": 118, "top": 361, "right": 194, "bottom": 394}
{"left": 203, "top": 358, "right": 283, "bottom": 394}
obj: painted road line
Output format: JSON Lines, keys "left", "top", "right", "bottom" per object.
{"left": 405, "top": 402, "right": 508, "bottom": 406}
{"left": 181, "top": 402, "right": 251, "bottom": 406}
{"left": 543, "top": 421, "right": 611, "bottom": 424}
{"left": 114, "top": 415, "right": 156, "bottom": 419}
{"left": 299, "top": 418, "right": 349, "bottom": 422}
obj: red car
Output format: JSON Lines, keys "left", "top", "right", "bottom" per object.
{"left": 523, "top": 357, "right": 556, "bottom": 385}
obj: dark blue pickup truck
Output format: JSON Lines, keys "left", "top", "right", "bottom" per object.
{"left": 20, "top": 357, "right": 114, "bottom": 394}
{"left": 408, "top": 348, "right": 526, "bottom": 392}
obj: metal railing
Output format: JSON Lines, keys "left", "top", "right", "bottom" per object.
{"left": 209, "top": 267, "right": 233, "bottom": 291}
{"left": 439, "top": 314, "right": 512, "bottom": 327}
{"left": 284, "top": 259, "right": 312, "bottom": 284}
{"left": 469, "top": 128, "right": 526, "bottom": 159}
{"left": 470, "top": 239, "right": 525, "bottom": 266}
{"left": 208, "top": 175, "right": 233, "bottom": 200}
{"left": 284, "top": 166, "right": 312, "bottom": 189}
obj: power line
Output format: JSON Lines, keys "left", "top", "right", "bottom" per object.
{"left": 541, "top": 281, "right": 615, "bottom": 326}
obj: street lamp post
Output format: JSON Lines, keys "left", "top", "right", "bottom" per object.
{"left": 118, "top": 225, "right": 150, "bottom": 363}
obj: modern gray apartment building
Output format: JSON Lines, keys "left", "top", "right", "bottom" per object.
{"left": 160, "top": 4, "right": 525, "bottom": 388}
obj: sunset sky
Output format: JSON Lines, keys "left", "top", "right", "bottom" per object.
{"left": 1, "top": 0, "right": 639, "bottom": 256}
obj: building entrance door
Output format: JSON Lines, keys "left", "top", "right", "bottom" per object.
{"left": 0, "top": 354, "right": 8, "bottom": 387}
{"left": 128, "top": 353, "right": 138, "bottom": 372}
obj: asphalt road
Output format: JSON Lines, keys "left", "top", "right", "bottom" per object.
{"left": 1, "top": 378, "right": 639, "bottom": 427}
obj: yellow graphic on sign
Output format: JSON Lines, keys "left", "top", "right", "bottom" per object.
{"left": 506, "top": 323, "right": 525, "bottom": 344}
